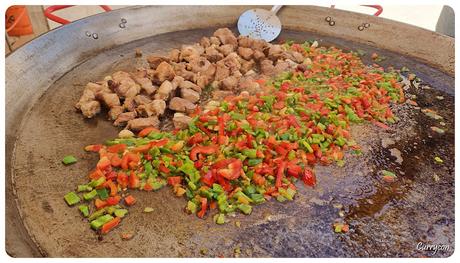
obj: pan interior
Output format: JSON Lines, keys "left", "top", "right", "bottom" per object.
{"left": 11, "top": 27, "right": 454, "bottom": 257}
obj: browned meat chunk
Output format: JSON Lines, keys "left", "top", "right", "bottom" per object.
{"left": 112, "top": 71, "right": 140, "bottom": 98}
{"left": 114, "top": 111, "right": 137, "bottom": 126}
{"left": 154, "top": 80, "right": 174, "bottom": 101}
{"left": 260, "top": 59, "right": 275, "bottom": 75}
{"left": 75, "top": 89, "right": 96, "bottom": 110}
{"left": 188, "top": 57, "right": 213, "bottom": 74}
{"left": 173, "top": 63, "right": 196, "bottom": 82}
{"left": 267, "top": 45, "right": 286, "bottom": 61}
{"left": 213, "top": 28, "right": 238, "bottom": 47}
{"left": 238, "top": 36, "right": 253, "bottom": 48}
{"left": 253, "top": 50, "right": 265, "bottom": 61}
{"left": 84, "top": 82, "right": 107, "bottom": 93}
{"left": 238, "top": 47, "right": 254, "bottom": 60}
{"left": 171, "top": 76, "right": 185, "bottom": 89}
{"left": 238, "top": 36, "right": 266, "bottom": 50}
{"left": 290, "top": 51, "right": 305, "bottom": 63}
{"left": 209, "top": 36, "right": 221, "bottom": 45}
{"left": 196, "top": 74, "right": 209, "bottom": 89}
{"left": 137, "top": 99, "right": 166, "bottom": 117}
{"left": 238, "top": 77, "right": 261, "bottom": 94}
{"left": 179, "top": 80, "right": 202, "bottom": 93}
{"left": 79, "top": 100, "right": 101, "bottom": 118}
{"left": 123, "top": 97, "right": 136, "bottom": 112}
{"left": 173, "top": 113, "right": 192, "bottom": 129}
{"left": 179, "top": 45, "right": 203, "bottom": 62}
{"left": 221, "top": 75, "right": 239, "bottom": 90}
{"left": 146, "top": 55, "right": 169, "bottom": 70}
{"left": 108, "top": 105, "right": 124, "bottom": 120}
{"left": 214, "top": 64, "right": 230, "bottom": 81}
{"left": 96, "top": 92, "right": 121, "bottom": 108}
{"left": 240, "top": 59, "right": 255, "bottom": 74}
{"left": 200, "top": 37, "right": 211, "bottom": 48}
{"left": 169, "top": 97, "right": 196, "bottom": 113}
{"left": 181, "top": 88, "right": 200, "bottom": 103}
{"left": 127, "top": 117, "right": 160, "bottom": 131}
{"left": 204, "top": 46, "right": 224, "bottom": 63}
{"left": 217, "top": 44, "right": 234, "bottom": 56}
{"left": 154, "top": 62, "right": 175, "bottom": 83}
{"left": 133, "top": 76, "right": 156, "bottom": 95}
{"left": 220, "top": 53, "right": 241, "bottom": 73}
{"left": 273, "top": 60, "right": 291, "bottom": 75}
{"left": 212, "top": 90, "right": 233, "bottom": 100}
{"left": 133, "top": 95, "right": 152, "bottom": 105}
{"left": 169, "top": 49, "right": 181, "bottom": 63}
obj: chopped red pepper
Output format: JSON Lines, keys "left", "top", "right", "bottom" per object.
{"left": 107, "top": 144, "right": 126, "bottom": 153}
{"left": 197, "top": 197, "right": 208, "bottom": 218}
{"left": 302, "top": 169, "right": 316, "bottom": 187}
{"left": 275, "top": 161, "right": 287, "bottom": 188}
{"left": 128, "top": 171, "right": 140, "bottom": 189}
{"left": 138, "top": 126, "right": 159, "bottom": 137}
{"left": 106, "top": 195, "right": 121, "bottom": 205}
{"left": 124, "top": 195, "right": 136, "bottom": 206}
{"left": 101, "top": 217, "right": 121, "bottom": 234}
{"left": 167, "top": 176, "right": 182, "bottom": 186}
{"left": 190, "top": 146, "right": 218, "bottom": 161}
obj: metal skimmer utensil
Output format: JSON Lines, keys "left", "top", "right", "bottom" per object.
{"left": 237, "top": 5, "right": 283, "bottom": 42}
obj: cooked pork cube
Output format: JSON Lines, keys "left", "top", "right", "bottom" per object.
{"left": 169, "top": 97, "right": 196, "bottom": 113}
{"left": 173, "top": 113, "right": 193, "bottom": 129}
{"left": 180, "top": 88, "right": 200, "bottom": 103}
{"left": 113, "top": 111, "right": 137, "bottom": 126}
{"left": 127, "top": 117, "right": 160, "bottom": 131}
{"left": 79, "top": 100, "right": 101, "bottom": 118}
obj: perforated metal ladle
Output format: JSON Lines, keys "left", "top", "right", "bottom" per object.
{"left": 237, "top": 5, "right": 283, "bottom": 42}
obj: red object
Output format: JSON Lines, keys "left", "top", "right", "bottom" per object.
{"left": 197, "top": 197, "right": 208, "bottom": 218}
{"left": 106, "top": 196, "right": 121, "bottom": 205}
{"left": 124, "top": 195, "right": 136, "bottom": 206}
{"left": 6, "top": 5, "right": 33, "bottom": 36}
{"left": 44, "top": 5, "right": 112, "bottom": 25}
{"left": 216, "top": 159, "right": 242, "bottom": 180}
{"left": 190, "top": 146, "right": 217, "bottom": 161}
{"left": 96, "top": 156, "right": 111, "bottom": 170}
{"left": 94, "top": 199, "right": 107, "bottom": 210}
{"left": 275, "top": 161, "right": 287, "bottom": 188}
{"left": 84, "top": 144, "right": 102, "bottom": 152}
{"left": 117, "top": 172, "right": 129, "bottom": 189}
{"left": 101, "top": 217, "right": 121, "bottom": 234}
{"left": 138, "top": 127, "right": 158, "bottom": 137}
{"left": 107, "top": 144, "right": 126, "bottom": 153}
{"left": 128, "top": 171, "right": 140, "bottom": 189}
{"left": 201, "top": 171, "right": 215, "bottom": 186}
{"left": 302, "top": 169, "right": 316, "bottom": 187}
{"left": 167, "top": 176, "right": 182, "bottom": 186}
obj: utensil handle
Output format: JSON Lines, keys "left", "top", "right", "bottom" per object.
{"left": 270, "top": 5, "right": 283, "bottom": 14}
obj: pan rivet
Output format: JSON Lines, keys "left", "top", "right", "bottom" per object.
{"left": 358, "top": 25, "right": 364, "bottom": 31}
{"left": 325, "top": 16, "right": 332, "bottom": 22}
{"left": 119, "top": 23, "right": 126, "bottom": 28}
{"left": 121, "top": 18, "right": 127, "bottom": 24}
{"left": 329, "top": 20, "right": 336, "bottom": 26}
{"left": 92, "top": 33, "right": 99, "bottom": 39}
{"left": 364, "top": 23, "right": 370, "bottom": 28}
{"left": 85, "top": 31, "right": 91, "bottom": 37}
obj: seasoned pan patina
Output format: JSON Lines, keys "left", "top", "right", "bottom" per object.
{"left": 6, "top": 6, "right": 454, "bottom": 257}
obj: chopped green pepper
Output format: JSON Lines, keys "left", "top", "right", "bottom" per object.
{"left": 96, "top": 188, "right": 109, "bottom": 200}
{"left": 62, "top": 155, "right": 77, "bottom": 165}
{"left": 64, "top": 192, "right": 80, "bottom": 206}
{"left": 78, "top": 205, "right": 90, "bottom": 217}
{"left": 90, "top": 214, "right": 114, "bottom": 230}
{"left": 83, "top": 189, "right": 98, "bottom": 201}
